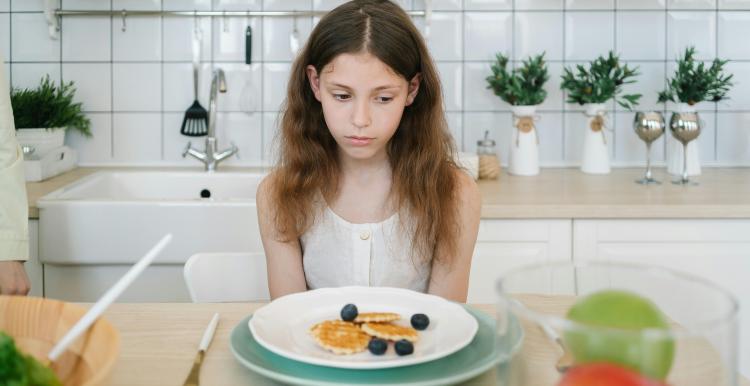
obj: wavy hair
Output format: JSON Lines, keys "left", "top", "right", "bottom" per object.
{"left": 270, "top": 0, "right": 461, "bottom": 265}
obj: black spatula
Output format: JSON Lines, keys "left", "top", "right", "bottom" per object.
{"left": 181, "top": 29, "right": 208, "bottom": 137}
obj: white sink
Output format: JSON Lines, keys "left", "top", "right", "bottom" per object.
{"left": 37, "top": 171, "right": 265, "bottom": 266}
{"left": 43, "top": 170, "right": 261, "bottom": 201}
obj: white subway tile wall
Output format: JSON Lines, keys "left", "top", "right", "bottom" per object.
{"left": 1, "top": 0, "right": 749, "bottom": 166}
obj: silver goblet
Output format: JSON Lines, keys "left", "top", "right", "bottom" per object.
{"left": 633, "top": 111, "right": 665, "bottom": 185}
{"left": 669, "top": 111, "right": 702, "bottom": 185}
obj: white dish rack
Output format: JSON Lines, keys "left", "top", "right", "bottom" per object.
{"left": 23, "top": 146, "right": 78, "bottom": 182}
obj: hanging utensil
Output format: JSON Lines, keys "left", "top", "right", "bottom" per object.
{"left": 289, "top": 13, "right": 300, "bottom": 56}
{"left": 181, "top": 17, "right": 209, "bottom": 137}
{"left": 239, "top": 21, "right": 256, "bottom": 114}
{"left": 245, "top": 19, "right": 252, "bottom": 65}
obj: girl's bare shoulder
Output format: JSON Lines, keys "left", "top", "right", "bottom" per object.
{"left": 453, "top": 167, "right": 481, "bottom": 205}
{"left": 257, "top": 171, "right": 280, "bottom": 208}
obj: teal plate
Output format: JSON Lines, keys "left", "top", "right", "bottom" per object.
{"left": 229, "top": 306, "right": 523, "bottom": 386}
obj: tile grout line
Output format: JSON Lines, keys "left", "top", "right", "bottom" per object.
{"left": 664, "top": 2, "right": 669, "bottom": 161}
{"left": 160, "top": 0, "right": 164, "bottom": 161}
{"left": 7, "top": 0, "right": 11, "bottom": 87}
{"left": 110, "top": 0, "right": 114, "bottom": 160}
{"left": 58, "top": 0, "right": 62, "bottom": 88}
{"left": 460, "top": 0, "right": 465, "bottom": 152}
{"left": 714, "top": 1, "right": 719, "bottom": 162}
{"left": 613, "top": 0, "right": 617, "bottom": 161}
{"left": 260, "top": 0, "right": 267, "bottom": 161}
{"left": 509, "top": 0, "right": 516, "bottom": 161}
{"left": 561, "top": 0, "right": 567, "bottom": 161}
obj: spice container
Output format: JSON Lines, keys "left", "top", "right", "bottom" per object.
{"left": 477, "top": 130, "right": 500, "bottom": 180}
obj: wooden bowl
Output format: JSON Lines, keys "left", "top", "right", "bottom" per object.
{"left": 0, "top": 295, "right": 119, "bottom": 386}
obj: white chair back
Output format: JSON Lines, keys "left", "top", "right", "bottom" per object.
{"left": 183, "top": 252, "right": 270, "bottom": 302}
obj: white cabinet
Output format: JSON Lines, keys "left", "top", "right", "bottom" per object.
{"left": 43, "top": 264, "right": 190, "bottom": 302}
{"left": 574, "top": 219, "right": 750, "bottom": 378}
{"left": 467, "top": 219, "right": 572, "bottom": 303}
{"left": 25, "top": 219, "right": 43, "bottom": 297}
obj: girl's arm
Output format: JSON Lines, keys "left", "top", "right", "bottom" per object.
{"left": 427, "top": 170, "right": 482, "bottom": 303}
{"left": 257, "top": 175, "right": 308, "bottom": 300}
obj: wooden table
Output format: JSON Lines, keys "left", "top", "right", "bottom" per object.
{"left": 99, "top": 299, "right": 748, "bottom": 386}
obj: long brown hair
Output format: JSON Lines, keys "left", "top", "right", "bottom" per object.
{"left": 271, "top": 0, "right": 461, "bottom": 265}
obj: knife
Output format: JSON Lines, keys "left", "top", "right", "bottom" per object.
{"left": 183, "top": 313, "right": 220, "bottom": 386}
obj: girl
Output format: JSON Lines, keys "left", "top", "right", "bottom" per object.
{"left": 257, "top": 0, "right": 481, "bottom": 302}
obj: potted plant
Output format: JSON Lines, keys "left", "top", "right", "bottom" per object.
{"left": 486, "top": 52, "right": 549, "bottom": 176}
{"left": 11, "top": 75, "right": 91, "bottom": 156}
{"left": 658, "top": 46, "right": 733, "bottom": 178}
{"left": 561, "top": 51, "right": 640, "bottom": 174}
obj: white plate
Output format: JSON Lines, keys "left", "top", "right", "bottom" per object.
{"left": 249, "top": 286, "right": 479, "bottom": 370}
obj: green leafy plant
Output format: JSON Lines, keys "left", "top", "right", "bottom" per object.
{"left": 486, "top": 53, "right": 549, "bottom": 106}
{"left": 0, "top": 332, "right": 62, "bottom": 386}
{"left": 561, "top": 51, "right": 641, "bottom": 110}
{"left": 658, "top": 46, "right": 734, "bottom": 106}
{"left": 10, "top": 75, "right": 91, "bottom": 137}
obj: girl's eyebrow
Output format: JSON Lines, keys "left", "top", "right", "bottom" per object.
{"left": 327, "top": 82, "right": 401, "bottom": 91}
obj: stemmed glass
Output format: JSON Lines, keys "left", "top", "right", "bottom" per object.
{"left": 633, "top": 111, "right": 665, "bottom": 184}
{"left": 670, "top": 112, "right": 702, "bottom": 185}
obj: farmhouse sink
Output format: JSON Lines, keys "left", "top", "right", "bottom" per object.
{"left": 37, "top": 171, "right": 266, "bottom": 266}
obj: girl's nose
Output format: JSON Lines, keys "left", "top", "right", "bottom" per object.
{"left": 351, "top": 99, "right": 372, "bottom": 129}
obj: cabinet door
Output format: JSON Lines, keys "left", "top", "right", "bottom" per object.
{"left": 574, "top": 219, "right": 750, "bottom": 378}
{"left": 44, "top": 264, "right": 191, "bottom": 302}
{"left": 25, "top": 219, "right": 43, "bottom": 297}
{"left": 468, "top": 219, "right": 572, "bottom": 303}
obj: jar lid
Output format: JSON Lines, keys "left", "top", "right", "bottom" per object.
{"left": 477, "top": 130, "right": 495, "bottom": 147}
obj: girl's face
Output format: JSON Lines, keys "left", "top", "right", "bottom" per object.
{"left": 307, "top": 52, "right": 420, "bottom": 163}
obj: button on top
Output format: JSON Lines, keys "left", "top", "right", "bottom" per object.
{"left": 360, "top": 230, "right": 371, "bottom": 240}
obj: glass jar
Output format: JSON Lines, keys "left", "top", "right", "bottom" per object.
{"left": 495, "top": 261, "right": 739, "bottom": 386}
{"left": 477, "top": 130, "right": 500, "bottom": 180}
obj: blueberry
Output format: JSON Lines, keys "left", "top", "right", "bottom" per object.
{"left": 368, "top": 338, "right": 388, "bottom": 355}
{"left": 410, "top": 313, "right": 430, "bottom": 330}
{"left": 340, "top": 303, "right": 358, "bottom": 321}
{"left": 394, "top": 339, "right": 414, "bottom": 356}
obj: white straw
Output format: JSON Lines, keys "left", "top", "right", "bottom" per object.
{"left": 47, "top": 234, "right": 173, "bottom": 362}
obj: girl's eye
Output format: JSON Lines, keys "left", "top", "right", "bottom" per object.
{"left": 377, "top": 96, "right": 393, "bottom": 103}
{"left": 333, "top": 94, "right": 351, "bottom": 101}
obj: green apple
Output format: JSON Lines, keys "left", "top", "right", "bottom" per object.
{"left": 564, "top": 290, "right": 675, "bottom": 380}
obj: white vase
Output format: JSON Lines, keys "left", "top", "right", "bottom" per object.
{"left": 15, "top": 128, "right": 66, "bottom": 157}
{"left": 581, "top": 103, "right": 610, "bottom": 174}
{"left": 667, "top": 103, "right": 702, "bottom": 176}
{"left": 509, "top": 105, "right": 540, "bottom": 176}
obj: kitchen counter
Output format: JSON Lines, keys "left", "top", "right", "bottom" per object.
{"left": 479, "top": 167, "right": 750, "bottom": 218}
{"left": 98, "top": 298, "right": 749, "bottom": 386}
{"left": 26, "top": 167, "right": 750, "bottom": 219}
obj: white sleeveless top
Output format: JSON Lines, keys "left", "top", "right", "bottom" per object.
{"left": 300, "top": 207, "right": 431, "bottom": 292}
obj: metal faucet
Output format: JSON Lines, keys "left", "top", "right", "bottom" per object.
{"left": 182, "top": 68, "right": 238, "bottom": 171}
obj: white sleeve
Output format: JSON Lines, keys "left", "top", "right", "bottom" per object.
{"left": 0, "top": 54, "right": 29, "bottom": 261}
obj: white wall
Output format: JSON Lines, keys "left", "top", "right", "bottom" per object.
{"left": 2, "top": 0, "right": 749, "bottom": 167}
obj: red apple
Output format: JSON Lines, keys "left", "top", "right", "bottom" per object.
{"left": 558, "top": 363, "right": 670, "bottom": 386}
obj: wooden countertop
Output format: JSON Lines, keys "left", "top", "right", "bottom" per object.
{"left": 26, "top": 167, "right": 750, "bottom": 220}
{"left": 479, "top": 167, "right": 750, "bottom": 218}
{"left": 98, "top": 299, "right": 749, "bottom": 386}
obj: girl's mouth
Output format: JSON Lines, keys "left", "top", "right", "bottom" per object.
{"left": 346, "top": 136, "right": 375, "bottom": 146}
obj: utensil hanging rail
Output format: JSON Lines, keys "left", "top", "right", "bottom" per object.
{"left": 44, "top": 8, "right": 429, "bottom": 38}
{"left": 52, "top": 10, "right": 426, "bottom": 17}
